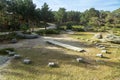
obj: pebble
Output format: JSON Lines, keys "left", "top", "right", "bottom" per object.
{"left": 23, "top": 59, "right": 31, "bottom": 64}
{"left": 76, "top": 58, "right": 84, "bottom": 62}
{"left": 48, "top": 62, "right": 57, "bottom": 67}
{"left": 96, "top": 54, "right": 103, "bottom": 58}
{"left": 101, "top": 50, "right": 107, "bottom": 53}
{"left": 13, "top": 54, "right": 21, "bottom": 59}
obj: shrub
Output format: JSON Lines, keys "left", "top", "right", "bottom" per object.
{"left": 20, "top": 24, "right": 29, "bottom": 32}
{"left": 66, "top": 22, "right": 73, "bottom": 29}
{"left": 72, "top": 25, "right": 85, "bottom": 31}
{"left": 59, "top": 26, "right": 67, "bottom": 30}
{"left": 0, "top": 32, "right": 17, "bottom": 41}
{"left": 0, "top": 48, "right": 14, "bottom": 55}
{"left": 36, "top": 29, "right": 60, "bottom": 35}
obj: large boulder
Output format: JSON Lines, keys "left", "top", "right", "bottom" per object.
{"left": 105, "top": 34, "right": 120, "bottom": 44}
{"left": 94, "top": 33, "right": 103, "bottom": 39}
{"left": 16, "top": 32, "right": 39, "bottom": 39}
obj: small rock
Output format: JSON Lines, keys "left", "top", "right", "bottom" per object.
{"left": 13, "top": 54, "right": 21, "bottom": 59}
{"left": 99, "top": 45, "right": 104, "bottom": 47}
{"left": 23, "top": 59, "right": 31, "bottom": 64}
{"left": 96, "top": 54, "right": 103, "bottom": 58}
{"left": 94, "top": 33, "right": 103, "bottom": 39}
{"left": 48, "top": 62, "right": 57, "bottom": 67}
{"left": 8, "top": 52, "right": 15, "bottom": 56}
{"left": 100, "top": 47, "right": 106, "bottom": 50}
{"left": 95, "top": 43, "right": 99, "bottom": 46}
{"left": 11, "top": 38, "right": 17, "bottom": 43}
{"left": 76, "top": 58, "right": 84, "bottom": 62}
{"left": 101, "top": 50, "right": 107, "bottom": 53}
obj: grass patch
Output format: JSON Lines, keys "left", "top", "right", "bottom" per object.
{"left": 1, "top": 32, "right": 120, "bottom": 80}
{"left": 69, "top": 32, "right": 94, "bottom": 40}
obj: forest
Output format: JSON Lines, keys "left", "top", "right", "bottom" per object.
{"left": 0, "top": 0, "right": 120, "bottom": 33}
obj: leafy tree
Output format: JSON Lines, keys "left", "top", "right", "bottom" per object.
{"left": 54, "top": 8, "right": 66, "bottom": 24}
{"left": 41, "top": 3, "right": 54, "bottom": 30}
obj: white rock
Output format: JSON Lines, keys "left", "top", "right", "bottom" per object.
{"left": 8, "top": 52, "right": 15, "bottom": 56}
{"left": 48, "top": 62, "right": 56, "bottom": 67}
{"left": 23, "top": 59, "right": 31, "bottom": 64}
{"left": 6, "top": 50, "right": 11, "bottom": 53}
{"left": 94, "top": 33, "right": 103, "bottom": 39}
{"left": 76, "top": 58, "right": 84, "bottom": 62}
{"left": 11, "top": 38, "right": 17, "bottom": 43}
{"left": 96, "top": 54, "right": 103, "bottom": 58}
{"left": 13, "top": 54, "right": 21, "bottom": 59}
{"left": 101, "top": 50, "right": 107, "bottom": 53}
{"left": 95, "top": 44, "right": 99, "bottom": 46}
{"left": 100, "top": 47, "right": 106, "bottom": 50}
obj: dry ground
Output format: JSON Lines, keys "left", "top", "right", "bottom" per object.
{"left": 0, "top": 32, "right": 120, "bottom": 80}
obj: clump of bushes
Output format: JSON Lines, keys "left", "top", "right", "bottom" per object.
{"left": 36, "top": 29, "right": 60, "bottom": 35}
{"left": 66, "top": 22, "right": 73, "bottom": 29}
{"left": 0, "top": 48, "right": 15, "bottom": 55}
{"left": 72, "top": 25, "right": 85, "bottom": 31}
{"left": 20, "top": 24, "right": 29, "bottom": 32}
{"left": 0, "top": 32, "right": 17, "bottom": 41}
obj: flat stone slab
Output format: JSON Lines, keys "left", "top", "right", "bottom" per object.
{"left": 46, "top": 40, "right": 85, "bottom": 52}
{"left": 0, "top": 56, "right": 9, "bottom": 65}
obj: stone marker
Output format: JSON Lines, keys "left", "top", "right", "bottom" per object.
{"left": 8, "top": 52, "right": 15, "bottom": 56}
{"left": 96, "top": 54, "right": 103, "bottom": 58}
{"left": 101, "top": 50, "right": 107, "bottom": 53}
{"left": 23, "top": 59, "right": 31, "bottom": 64}
{"left": 48, "top": 62, "right": 57, "bottom": 67}
{"left": 13, "top": 54, "right": 21, "bottom": 59}
{"left": 95, "top": 43, "right": 99, "bottom": 46}
{"left": 100, "top": 47, "right": 106, "bottom": 50}
{"left": 11, "top": 38, "right": 17, "bottom": 43}
{"left": 94, "top": 33, "right": 103, "bottom": 39}
{"left": 76, "top": 58, "right": 84, "bottom": 62}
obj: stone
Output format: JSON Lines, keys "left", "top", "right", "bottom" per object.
{"left": 23, "top": 59, "right": 31, "bottom": 64}
{"left": 94, "top": 33, "right": 103, "bottom": 39}
{"left": 0, "top": 56, "right": 9, "bottom": 65}
{"left": 96, "top": 54, "right": 103, "bottom": 58}
{"left": 105, "top": 34, "right": 120, "bottom": 44}
{"left": 6, "top": 50, "right": 11, "bottom": 53}
{"left": 16, "top": 31, "right": 39, "bottom": 39}
{"left": 13, "top": 54, "right": 21, "bottom": 59}
{"left": 95, "top": 43, "right": 99, "bottom": 46}
{"left": 100, "top": 47, "right": 106, "bottom": 50}
{"left": 101, "top": 50, "right": 107, "bottom": 53}
{"left": 48, "top": 62, "right": 56, "bottom": 67}
{"left": 11, "top": 38, "right": 17, "bottom": 43}
{"left": 76, "top": 58, "right": 84, "bottom": 62}
{"left": 8, "top": 52, "right": 15, "bottom": 56}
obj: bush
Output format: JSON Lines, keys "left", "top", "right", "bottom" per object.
{"left": 36, "top": 29, "right": 60, "bottom": 35}
{"left": 20, "top": 24, "right": 29, "bottom": 32}
{"left": 0, "top": 48, "right": 14, "bottom": 55}
{"left": 0, "top": 32, "right": 17, "bottom": 41}
{"left": 72, "top": 25, "right": 85, "bottom": 31}
{"left": 66, "top": 22, "right": 73, "bottom": 29}
{"left": 59, "top": 26, "right": 67, "bottom": 30}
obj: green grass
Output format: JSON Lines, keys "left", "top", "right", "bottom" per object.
{"left": 112, "top": 28, "right": 120, "bottom": 36}
{"left": 1, "top": 32, "right": 120, "bottom": 80}
{"left": 69, "top": 32, "right": 94, "bottom": 40}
